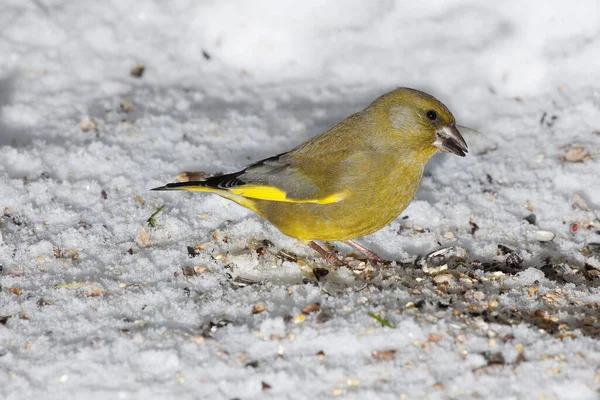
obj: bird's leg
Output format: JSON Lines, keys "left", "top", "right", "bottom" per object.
{"left": 344, "top": 240, "right": 385, "bottom": 263}
{"left": 307, "top": 241, "right": 341, "bottom": 266}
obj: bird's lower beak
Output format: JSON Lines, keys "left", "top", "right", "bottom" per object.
{"left": 434, "top": 125, "right": 468, "bottom": 157}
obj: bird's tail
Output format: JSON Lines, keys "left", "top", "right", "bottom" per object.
{"left": 150, "top": 181, "right": 214, "bottom": 192}
{"left": 151, "top": 171, "right": 260, "bottom": 213}
{"left": 151, "top": 170, "right": 246, "bottom": 193}
{"left": 151, "top": 171, "right": 214, "bottom": 192}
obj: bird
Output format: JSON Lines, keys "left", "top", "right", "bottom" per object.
{"left": 152, "top": 88, "right": 468, "bottom": 265}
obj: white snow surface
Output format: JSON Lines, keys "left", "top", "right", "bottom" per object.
{"left": 1, "top": 1, "right": 600, "bottom": 399}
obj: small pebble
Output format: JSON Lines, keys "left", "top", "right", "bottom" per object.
{"left": 560, "top": 145, "right": 591, "bottom": 163}
{"left": 80, "top": 117, "right": 97, "bottom": 132}
{"left": 302, "top": 303, "right": 321, "bottom": 315}
{"left": 534, "top": 230, "right": 555, "bottom": 242}
{"left": 8, "top": 287, "right": 23, "bottom": 296}
{"left": 130, "top": 64, "right": 145, "bottom": 78}
{"left": 433, "top": 273, "right": 454, "bottom": 285}
{"left": 444, "top": 231, "right": 455, "bottom": 240}
{"left": 371, "top": 350, "right": 397, "bottom": 361}
{"left": 192, "top": 336, "right": 205, "bottom": 345}
{"left": 252, "top": 304, "right": 265, "bottom": 314}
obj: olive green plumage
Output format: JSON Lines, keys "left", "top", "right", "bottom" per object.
{"left": 153, "top": 88, "right": 468, "bottom": 260}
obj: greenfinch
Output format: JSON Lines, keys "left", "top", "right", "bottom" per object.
{"left": 152, "top": 88, "right": 467, "bottom": 264}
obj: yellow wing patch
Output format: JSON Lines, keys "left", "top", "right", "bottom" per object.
{"left": 229, "top": 184, "right": 346, "bottom": 204}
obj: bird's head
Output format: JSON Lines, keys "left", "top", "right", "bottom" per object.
{"left": 371, "top": 87, "right": 468, "bottom": 159}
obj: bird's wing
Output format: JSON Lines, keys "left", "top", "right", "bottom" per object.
{"left": 199, "top": 152, "right": 348, "bottom": 204}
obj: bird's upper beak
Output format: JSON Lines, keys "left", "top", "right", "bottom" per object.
{"left": 433, "top": 125, "right": 468, "bottom": 157}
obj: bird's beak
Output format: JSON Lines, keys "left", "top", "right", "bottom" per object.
{"left": 434, "top": 125, "right": 468, "bottom": 157}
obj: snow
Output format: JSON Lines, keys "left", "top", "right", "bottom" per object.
{"left": 1, "top": 0, "right": 600, "bottom": 399}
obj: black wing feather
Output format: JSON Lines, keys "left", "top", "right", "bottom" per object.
{"left": 202, "top": 153, "right": 288, "bottom": 189}
{"left": 152, "top": 152, "right": 323, "bottom": 200}
{"left": 202, "top": 171, "right": 246, "bottom": 189}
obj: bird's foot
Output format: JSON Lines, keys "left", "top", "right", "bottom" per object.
{"left": 307, "top": 241, "right": 342, "bottom": 266}
{"left": 307, "top": 240, "right": 394, "bottom": 267}
{"left": 344, "top": 240, "right": 386, "bottom": 264}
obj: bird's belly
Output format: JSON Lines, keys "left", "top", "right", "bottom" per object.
{"left": 252, "top": 188, "right": 416, "bottom": 241}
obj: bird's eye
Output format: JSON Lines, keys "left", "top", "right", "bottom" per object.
{"left": 426, "top": 110, "right": 438, "bottom": 121}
